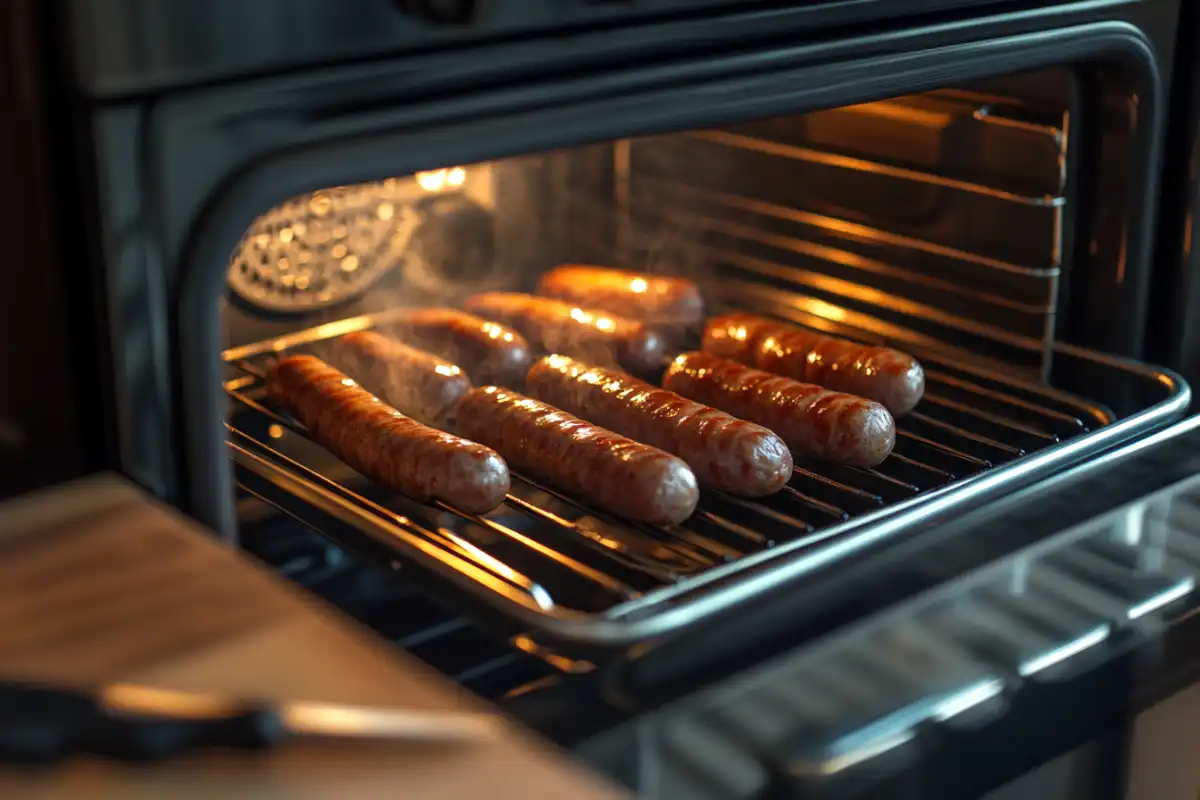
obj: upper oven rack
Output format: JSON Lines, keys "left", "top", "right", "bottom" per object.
{"left": 684, "top": 129, "right": 1066, "bottom": 207}
{"left": 222, "top": 300, "right": 1190, "bottom": 649}
{"left": 610, "top": 87, "right": 1071, "bottom": 376}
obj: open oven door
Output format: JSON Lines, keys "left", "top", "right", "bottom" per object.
{"left": 582, "top": 414, "right": 1200, "bottom": 799}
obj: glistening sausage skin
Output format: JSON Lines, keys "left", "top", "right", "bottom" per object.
{"left": 332, "top": 330, "right": 471, "bottom": 425}
{"left": 525, "top": 354, "right": 791, "bottom": 497}
{"left": 536, "top": 265, "right": 705, "bottom": 326}
{"left": 455, "top": 385, "right": 700, "bottom": 525}
{"left": 387, "top": 307, "right": 532, "bottom": 387}
{"left": 464, "top": 292, "right": 665, "bottom": 373}
{"left": 266, "top": 355, "right": 510, "bottom": 514}
{"left": 703, "top": 312, "right": 925, "bottom": 416}
{"left": 662, "top": 352, "right": 896, "bottom": 468}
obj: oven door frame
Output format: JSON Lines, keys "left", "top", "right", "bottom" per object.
{"left": 85, "top": 2, "right": 1178, "bottom": 565}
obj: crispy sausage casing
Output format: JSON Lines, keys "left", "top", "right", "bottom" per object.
{"left": 266, "top": 355, "right": 510, "bottom": 513}
{"left": 388, "top": 307, "right": 532, "bottom": 386}
{"left": 662, "top": 352, "right": 896, "bottom": 468}
{"left": 456, "top": 386, "right": 700, "bottom": 525}
{"left": 536, "top": 265, "right": 705, "bottom": 326}
{"left": 525, "top": 355, "right": 791, "bottom": 497}
{"left": 463, "top": 292, "right": 665, "bottom": 372}
{"left": 703, "top": 313, "right": 925, "bottom": 416}
{"left": 332, "top": 330, "right": 471, "bottom": 425}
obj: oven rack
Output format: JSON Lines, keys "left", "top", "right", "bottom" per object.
{"left": 223, "top": 307, "right": 1189, "bottom": 648}
{"left": 685, "top": 128, "right": 1066, "bottom": 208}
{"left": 614, "top": 87, "right": 1069, "bottom": 375}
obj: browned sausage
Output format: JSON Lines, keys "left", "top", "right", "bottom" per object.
{"left": 463, "top": 292, "right": 665, "bottom": 372}
{"left": 387, "top": 307, "right": 532, "bottom": 387}
{"left": 266, "top": 355, "right": 509, "bottom": 514}
{"left": 662, "top": 352, "right": 896, "bottom": 467}
{"left": 703, "top": 313, "right": 925, "bottom": 416}
{"left": 455, "top": 386, "right": 699, "bottom": 525}
{"left": 536, "top": 265, "right": 705, "bottom": 326}
{"left": 332, "top": 330, "right": 471, "bottom": 425}
{"left": 525, "top": 354, "right": 792, "bottom": 497}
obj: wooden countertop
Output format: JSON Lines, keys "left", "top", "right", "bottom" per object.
{"left": 0, "top": 475, "right": 628, "bottom": 799}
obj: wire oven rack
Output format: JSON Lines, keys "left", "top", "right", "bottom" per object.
{"left": 222, "top": 305, "right": 1190, "bottom": 649}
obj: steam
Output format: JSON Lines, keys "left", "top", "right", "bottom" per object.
{"left": 615, "top": 134, "right": 720, "bottom": 289}
{"left": 230, "top": 130, "right": 727, "bottom": 417}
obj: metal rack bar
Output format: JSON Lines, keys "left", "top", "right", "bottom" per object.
{"left": 677, "top": 212, "right": 1051, "bottom": 314}
{"left": 696, "top": 244, "right": 1047, "bottom": 351}
{"left": 687, "top": 130, "right": 1066, "bottom": 207}
{"left": 642, "top": 181, "right": 1059, "bottom": 279}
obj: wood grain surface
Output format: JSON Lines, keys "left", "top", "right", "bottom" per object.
{"left": 0, "top": 474, "right": 628, "bottom": 799}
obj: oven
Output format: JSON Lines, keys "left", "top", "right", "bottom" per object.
{"left": 7, "top": 0, "right": 1200, "bottom": 796}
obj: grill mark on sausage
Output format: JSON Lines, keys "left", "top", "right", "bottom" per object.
{"left": 525, "top": 355, "right": 792, "bottom": 497}
{"left": 456, "top": 386, "right": 699, "bottom": 525}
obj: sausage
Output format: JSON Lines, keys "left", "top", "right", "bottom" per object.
{"left": 455, "top": 386, "right": 699, "bottom": 525}
{"left": 525, "top": 354, "right": 792, "bottom": 497}
{"left": 331, "top": 330, "right": 471, "bottom": 425}
{"left": 703, "top": 312, "right": 925, "bottom": 416}
{"left": 266, "top": 355, "right": 509, "bottom": 514}
{"left": 387, "top": 307, "right": 532, "bottom": 387}
{"left": 536, "top": 265, "right": 705, "bottom": 326}
{"left": 463, "top": 292, "right": 665, "bottom": 372}
{"left": 662, "top": 352, "right": 896, "bottom": 467}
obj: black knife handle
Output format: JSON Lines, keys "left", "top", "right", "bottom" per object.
{"left": 0, "top": 683, "right": 99, "bottom": 763}
{"left": 90, "top": 707, "right": 287, "bottom": 762}
{"left": 0, "top": 682, "right": 289, "bottom": 763}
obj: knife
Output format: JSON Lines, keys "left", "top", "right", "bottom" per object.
{"left": 0, "top": 681, "right": 497, "bottom": 763}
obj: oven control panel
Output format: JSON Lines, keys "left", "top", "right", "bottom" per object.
{"left": 68, "top": 0, "right": 1007, "bottom": 97}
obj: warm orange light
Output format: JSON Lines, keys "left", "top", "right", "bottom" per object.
{"left": 630, "top": 277, "right": 649, "bottom": 293}
{"left": 415, "top": 166, "right": 468, "bottom": 192}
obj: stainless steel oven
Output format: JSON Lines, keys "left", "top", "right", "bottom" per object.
{"left": 7, "top": 0, "right": 1200, "bottom": 796}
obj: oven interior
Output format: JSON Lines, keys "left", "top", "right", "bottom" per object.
{"left": 219, "top": 66, "right": 1188, "bottom": 694}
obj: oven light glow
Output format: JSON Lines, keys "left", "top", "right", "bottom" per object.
{"left": 416, "top": 167, "right": 468, "bottom": 192}
{"left": 630, "top": 278, "right": 648, "bottom": 293}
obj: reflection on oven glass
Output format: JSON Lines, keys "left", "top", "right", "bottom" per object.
{"left": 226, "top": 164, "right": 496, "bottom": 314}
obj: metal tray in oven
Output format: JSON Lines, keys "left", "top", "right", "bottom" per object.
{"left": 222, "top": 306, "right": 1190, "bottom": 650}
